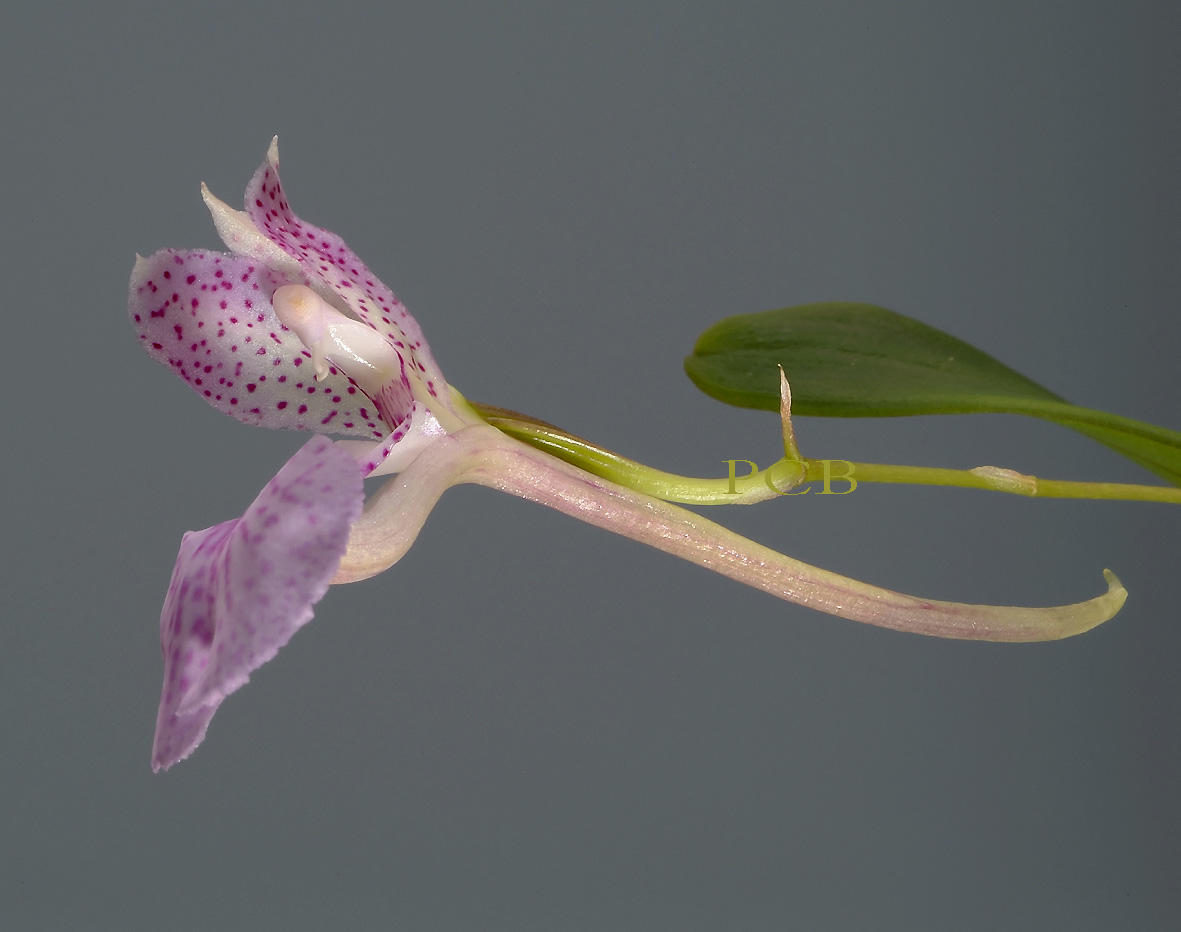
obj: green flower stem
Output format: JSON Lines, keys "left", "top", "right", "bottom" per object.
{"left": 800, "top": 460, "right": 1181, "bottom": 503}
{"left": 472, "top": 404, "right": 782, "bottom": 504}
{"left": 471, "top": 402, "right": 1181, "bottom": 506}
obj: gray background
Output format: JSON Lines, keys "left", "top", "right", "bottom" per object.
{"left": 2, "top": 1, "right": 1178, "bottom": 929}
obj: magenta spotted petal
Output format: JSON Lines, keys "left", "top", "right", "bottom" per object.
{"left": 151, "top": 435, "right": 364, "bottom": 772}
{"left": 242, "top": 139, "right": 450, "bottom": 408}
{"left": 131, "top": 250, "right": 387, "bottom": 440}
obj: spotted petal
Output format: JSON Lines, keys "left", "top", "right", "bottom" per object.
{"left": 131, "top": 249, "right": 386, "bottom": 439}
{"left": 151, "top": 435, "right": 364, "bottom": 771}
{"left": 242, "top": 139, "right": 451, "bottom": 411}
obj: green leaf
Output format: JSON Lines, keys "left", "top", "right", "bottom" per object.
{"left": 685, "top": 302, "right": 1181, "bottom": 485}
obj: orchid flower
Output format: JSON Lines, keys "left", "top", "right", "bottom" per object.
{"left": 131, "top": 140, "right": 1126, "bottom": 771}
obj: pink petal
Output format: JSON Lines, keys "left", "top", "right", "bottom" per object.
{"left": 130, "top": 249, "right": 386, "bottom": 440}
{"left": 343, "top": 401, "right": 449, "bottom": 477}
{"left": 151, "top": 435, "right": 364, "bottom": 771}
{"left": 243, "top": 140, "right": 451, "bottom": 409}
